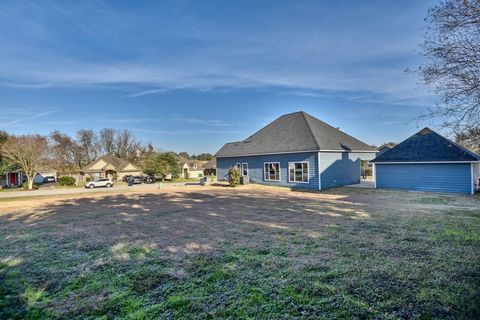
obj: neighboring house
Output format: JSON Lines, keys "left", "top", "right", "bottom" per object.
{"left": 83, "top": 154, "right": 142, "bottom": 181}
{"left": 377, "top": 145, "right": 392, "bottom": 157}
{"left": 215, "top": 111, "right": 377, "bottom": 190}
{"left": 179, "top": 160, "right": 206, "bottom": 179}
{"left": 34, "top": 169, "right": 58, "bottom": 184}
{"left": 371, "top": 128, "right": 480, "bottom": 195}
{"left": 1, "top": 169, "right": 24, "bottom": 187}
{"left": 203, "top": 158, "right": 217, "bottom": 176}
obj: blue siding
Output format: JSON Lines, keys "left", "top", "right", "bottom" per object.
{"left": 216, "top": 152, "right": 319, "bottom": 189}
{"left": 320, "top": 152, "right": 376, "bottom": 189}
{"left": 376, "top": 163, "right": 472, "bottom": 194}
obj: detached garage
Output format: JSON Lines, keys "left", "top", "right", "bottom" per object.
{"left": 371, "top": 128, "right": 480, "bottom": 195}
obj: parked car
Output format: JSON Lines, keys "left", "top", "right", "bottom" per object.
{"left": 43, "top": 176, "right": 56, "bottom": 183}
{"left": 131, "top": 176, "right": 143, "bottom": 184}
{"left": 122, "top": 175, "right": 132, "bottom": 182}
{"left": 85, "top": 178, "right": 113, "bottom": 189}
{"left": 143, "top": 176, "right": 155, "bottom": 184}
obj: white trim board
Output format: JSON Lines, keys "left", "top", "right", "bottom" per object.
{"left": 318, "top": 152, "right": 322, "bottom": 190}
{"left": 263, "top": 162, "right": 281, "bottom": 182}
{"left": 217, "top": 149, "right": 377, "bottom": 158}
{"left": 472, "top": 163, "right": 475, "bottom": 195}
{"left": 288, "top": 161, "right": 310, "bottom": 184}
{"left": 371, "top": 161, "right": 480, "bottom": 164}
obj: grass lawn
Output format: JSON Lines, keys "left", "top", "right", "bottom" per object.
{"left": 0, "top": 185, "right": 479, "bottom": 319}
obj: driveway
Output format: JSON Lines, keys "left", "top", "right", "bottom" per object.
{"left": 0, "top": 182, "right": 190, "bottom": 199}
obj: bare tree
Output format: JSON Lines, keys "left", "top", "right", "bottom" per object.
{"left": 455, "top": 126, "right": 480, "bottom": 153}
{"left": 417, "top": 0, "right": 480, "bottom": 131}
{"left": 99, "top": 128, "right": 116, "bottom": 155}
{"left": 115, "top": 129, "right": 141, "bottom": 160}
{"left": 98, "top": 128, "right": 141, "bottom": 160}
{"left": 77, "top": 129, "right": 99, "bottom": 163}
{"left": 1, "top": 135, "right": 48, "bottom": 190}
{"left": 0, "top": 131, "right": 13, "bottom": 180}
{"left": 50, "top": 131, "right": 87, "bottom": 173}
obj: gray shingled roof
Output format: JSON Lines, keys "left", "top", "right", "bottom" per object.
{"left": 84, "top": 154, "right": 141, "bottom": 172}
{"left": 216, "top": 111, "right": 376, "bottom": 158}
{"left": 371, "top": 128, "right": 480, "bottom": 163}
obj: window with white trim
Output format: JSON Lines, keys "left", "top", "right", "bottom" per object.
{"left": 264, "top": 162, "right": 280, "bottom": 181}
{"left": 242, "top": 163, "right": 248, "bottom": 176}
{"left": 289, "top": 162, "right": 309, "bottom": 183}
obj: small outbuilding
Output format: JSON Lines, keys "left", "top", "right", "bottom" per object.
{"left": 371, "top": 128, "right": 480, "bottom": 195}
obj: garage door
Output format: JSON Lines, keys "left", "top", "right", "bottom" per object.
{"left": 376, "top": 163, "right": 472, "bottom": 194}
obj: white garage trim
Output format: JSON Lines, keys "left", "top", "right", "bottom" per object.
{"left": 472, "top": 163, "right": 475, "bottom": 195}
{"left": 373, "top": 161, "right": 480, "bottom": 164}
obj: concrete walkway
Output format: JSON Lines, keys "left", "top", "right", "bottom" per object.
{"left": 345, "top": 180, "right": 375, "bottom": 189}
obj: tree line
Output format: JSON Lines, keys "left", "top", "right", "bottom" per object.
{"left": 0, "top": 129, "right": 213, "bottom": 189}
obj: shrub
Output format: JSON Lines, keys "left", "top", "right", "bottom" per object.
{"left": 22, "top": 181, "right": 39, "bottom": 190}
{"left": 361, "top": 168, "right": 372, "bottom": 177}
{"left": 228, "top": 167, "right": 241, "bottom": 187}
{"left": 58, "top": 176, "right": 76, "bottom": 186}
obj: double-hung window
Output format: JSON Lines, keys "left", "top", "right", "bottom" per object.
{"left": 288, "top": 162, "right": 309, "bottom": 183}
{"left": 264, "top": 162, "right": 280, "bottom": 181}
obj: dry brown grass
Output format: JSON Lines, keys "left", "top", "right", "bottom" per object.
{"left": 1, "top": 185, "right": 479, "bottom": 319}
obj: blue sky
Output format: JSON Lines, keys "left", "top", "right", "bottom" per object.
{"left": 0, "top": 0, "right": 439, "bottom": 153}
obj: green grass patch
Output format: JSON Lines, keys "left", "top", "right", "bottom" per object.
{"left": 1, "top": 190, "right": 479, "bottom": 319}
{"left": 415, "top": 196, "right": 457, "bottom": 205}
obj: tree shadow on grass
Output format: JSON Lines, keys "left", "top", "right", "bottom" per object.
{"left": 0, "top": 187, "right": 479, "bottom": 318}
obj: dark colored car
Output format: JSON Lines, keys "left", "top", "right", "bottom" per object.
{"left": 131, "top": 176, "right": 143, "bottom": 184}
{"left": 143, "top": 176, "right": 155, "bottom": 184}
{"left": 43, "top": 176, "right": 56, "bottom": 183}
{"left": 122, "top": 175, "right": 132, "bottom": 182}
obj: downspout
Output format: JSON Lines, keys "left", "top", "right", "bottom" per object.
{"left": 471, "top": 163, "right": 475, "bottom": 195}
{"left": 318, "top": 152, "right": 322, "bottom": 190}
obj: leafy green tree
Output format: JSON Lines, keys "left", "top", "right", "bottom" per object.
{"left": 379, "top": 142, "right": 397, "bottom": 149}
{"left": 144, "top": 152, "right": 180, "bottom": 181}
{"left": 196, "top": 153, "right": 214, "bottom": 161}
{"left": 178, "top": 152, "right": 190, "bottom": 159}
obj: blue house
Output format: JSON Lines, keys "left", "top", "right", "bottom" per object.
{"left": 371, "top": 128, "right": 480, "bottom": 195}
{"left": 215, "top": 111, "right": 377, "bottom": 190}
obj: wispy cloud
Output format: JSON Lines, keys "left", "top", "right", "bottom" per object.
{"left": 123, "top": 88, "right": 170, "bottom": 98}
{"left": 3, "top": 110, "right": 58, "bottom": 127}
{"left": 0, "top": 1, "right": 435, "bottom": 108}
{"left": 128, "top": 128, "right": 244, "bottom": 135}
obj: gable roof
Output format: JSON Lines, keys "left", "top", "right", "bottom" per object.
{"left": 371, "top": 128, "right": 480, "bottom": 163}
{"left": 84, "top": 154, "right": 142, "bottom": 172}
{"left": 202, "top": 158, "right": 216, "bottom": 169}
{"left": 179, "top": 159, "right": 208, "bottom": 171}
{"left": 216, "top": 111, "right": 376, "bottom": 158}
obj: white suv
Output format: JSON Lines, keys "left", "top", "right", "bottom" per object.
{"left": 85, "top": 178, "right": 113, "bottom": 189}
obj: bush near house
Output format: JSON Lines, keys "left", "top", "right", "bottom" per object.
{"left": 58, "top": 176, "right": 76, "bottom": 186}
{"left": 228, "top": 167, "right": 241, "bottom": 187}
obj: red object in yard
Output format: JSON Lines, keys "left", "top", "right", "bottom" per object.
{"left": 8, "top": 173, "right": 17, "bottom": 186}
